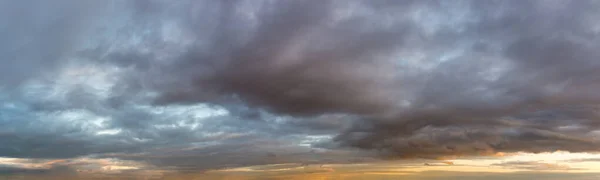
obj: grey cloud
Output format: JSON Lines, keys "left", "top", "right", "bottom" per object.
{"left": 335, "top": 106, "right": 600, "bottom": 158}
{"left": 332, "top": 0, "right": 600, "bottom": 158}
{"left": 144, "top": 0, "right": 412, "bottom": 116}
{"left": 0, "top": 165, "right": 49, "bottom": 175}
{"left": 0, "top": 0, "right": 109, "bottom": 86}
{"left": 102, "top": 139, "right": 374, "bottom": 172}
{"left": 1, "top": 87, "right": 353, "bottom": 170}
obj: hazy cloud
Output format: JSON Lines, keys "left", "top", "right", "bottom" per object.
{"left": 491, "top": 161, "right": 577, "bottom": 171}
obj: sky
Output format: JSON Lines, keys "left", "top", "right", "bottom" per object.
{"left": 1, "top": 0, "right": 600, "bottom": 179}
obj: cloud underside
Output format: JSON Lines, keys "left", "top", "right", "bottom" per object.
{"left": 2, "top": 0, "right": 600, "bottom": 173}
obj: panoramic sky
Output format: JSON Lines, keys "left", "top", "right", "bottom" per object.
{"left": 1, "top": 0, "right": 600, "bottom": 179}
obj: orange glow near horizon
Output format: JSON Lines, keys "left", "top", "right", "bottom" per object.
{"left": 2, "top": 151, "right": 600, "bottom": 179}
{"left": 149, "top": 151, "right": 600, "bottom": 179}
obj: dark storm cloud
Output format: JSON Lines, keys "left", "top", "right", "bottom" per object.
{"left": 147, "top": 0, "right": 412, "bottom": 116}
{"left": 2, "top": 0, "right": 600, "bottom": 175}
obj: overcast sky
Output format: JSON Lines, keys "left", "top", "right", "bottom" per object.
{"left": 1, "top": 0, "right": 600, "bottom": 179}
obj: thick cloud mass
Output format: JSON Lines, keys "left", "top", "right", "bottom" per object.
{"left": 1, "top": 0, "right": 600, "bottom": 174}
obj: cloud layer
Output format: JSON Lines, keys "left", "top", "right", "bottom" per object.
{"left": 1, "top": 0, "right": 600, "bottom": 175}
